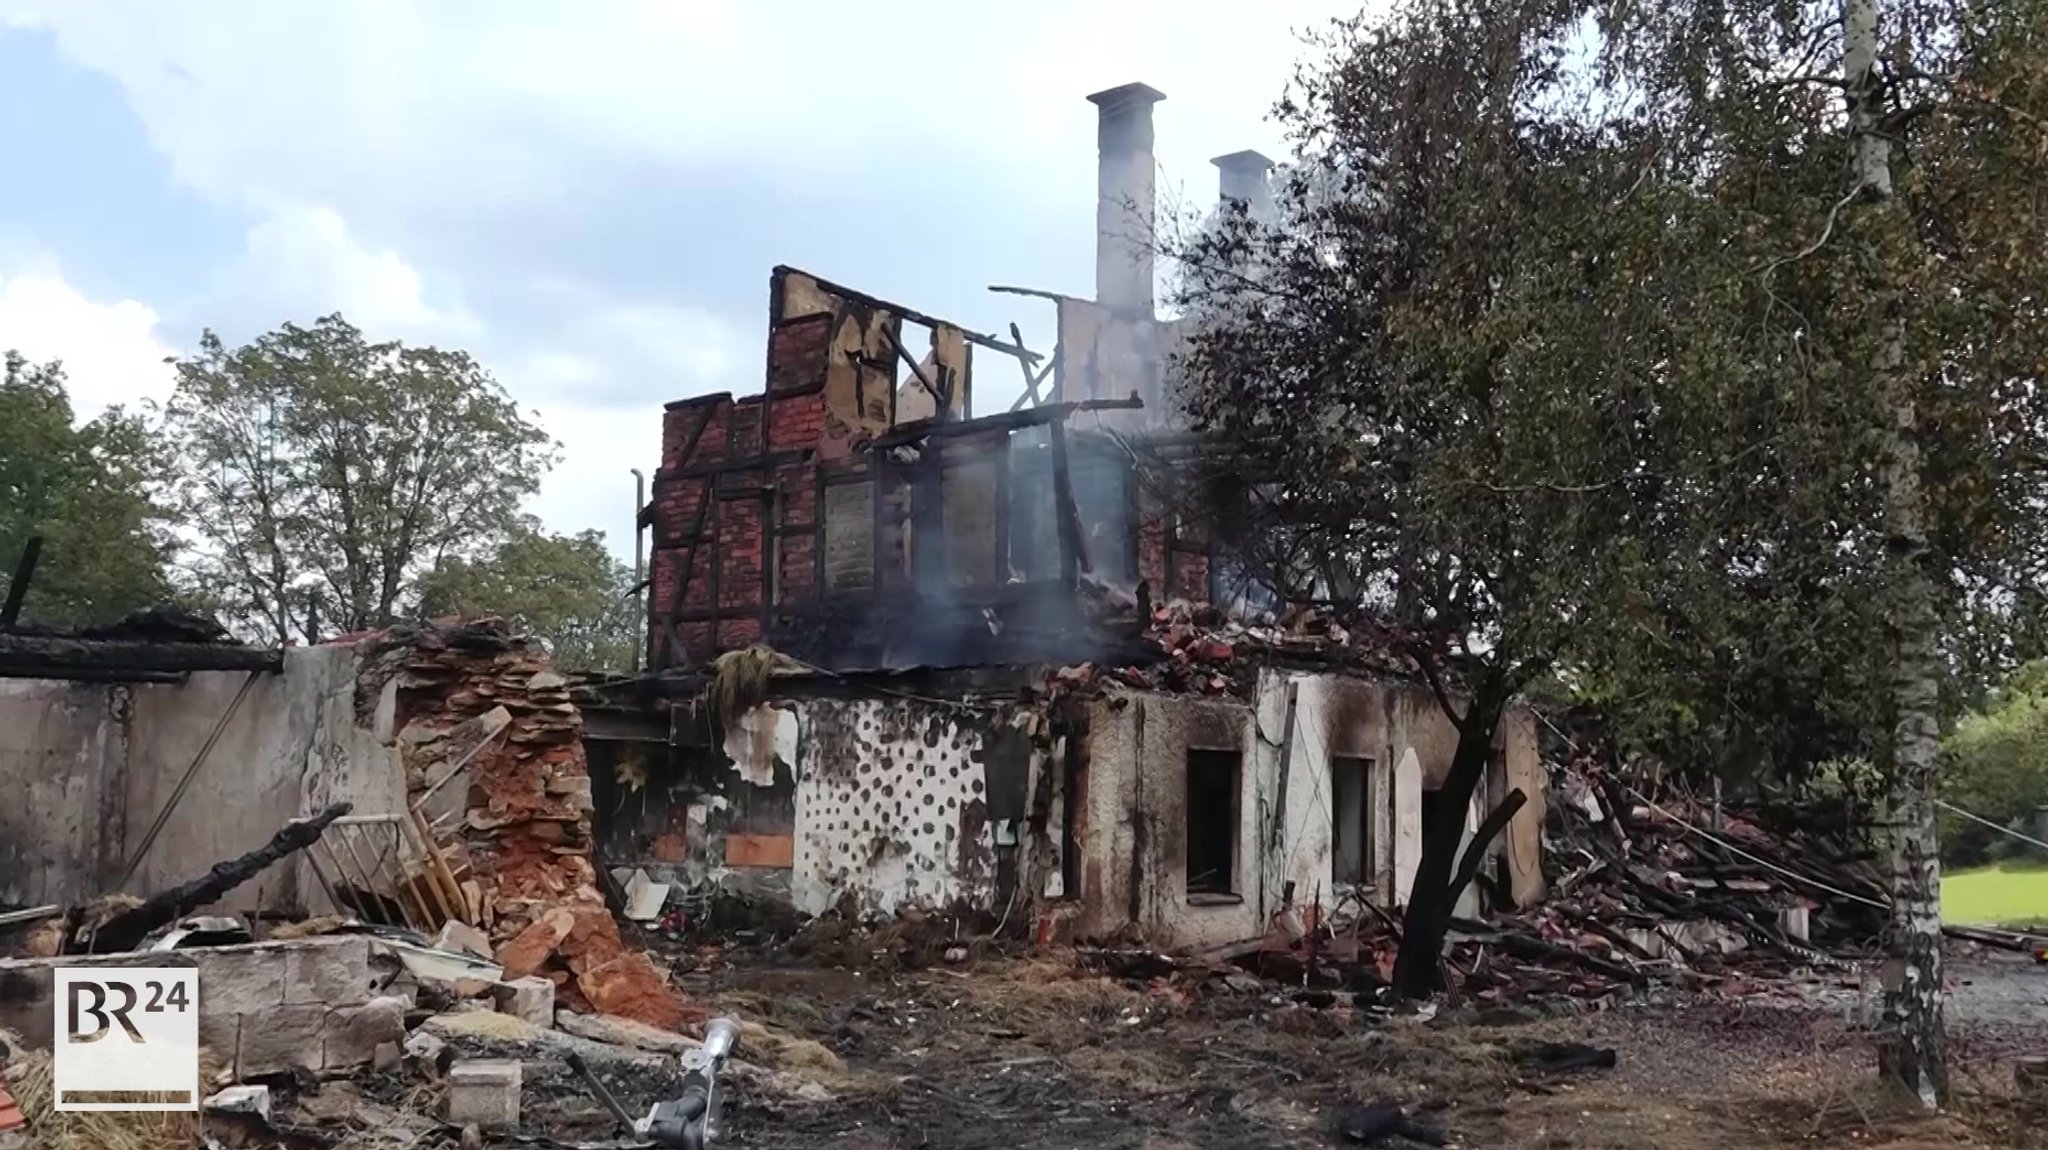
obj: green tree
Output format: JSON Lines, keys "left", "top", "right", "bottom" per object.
{"left": 161, "top": 316, "right": 557, "bottom": 641}
{"left": 1941, "top": 663, "right": 2048, "bottom": 868}
{"left": 1174, "top": 0, "right": 2048, "bottom": 1102}
{"left": 0, "top": 352, "right": 176, "bottom": 627}
{"left": 414, "top": 520, "right": 641, "bottom": 673}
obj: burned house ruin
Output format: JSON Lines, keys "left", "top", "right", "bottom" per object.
{"left": 582, "top": 83, "right": 1549, "bottom": 949}
{"left": 0, "top": 83, "right": 1546, "bottom": 962}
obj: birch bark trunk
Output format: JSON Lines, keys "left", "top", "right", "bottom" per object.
{"left": 1844, "top": 0, "right": 1948, "bottom": 1108}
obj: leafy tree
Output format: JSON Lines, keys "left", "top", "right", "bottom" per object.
{"left": 414, "top": 520, "right": 641, "bottom": 673}
{"left": 0, "top": 352, "right": 176, "bottom": 627}
{"left": 161, "top": 316, "right": 557, "bottom": 641}
{"left": 1941, "top": 662, "right": 2048, "bottom": 867}
{"left": 1174, "top": 0, "right": 2048, "bottom": 1102}
{"left": 1173, "top": 0, "right": 1672, "bottom": 1005}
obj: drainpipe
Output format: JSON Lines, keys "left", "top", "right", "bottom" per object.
{"left": 1086, "top": 82, "right": 1166, "bottom": 317}
{"left": 631, "top": 468, "right": 646, "bottom": 674}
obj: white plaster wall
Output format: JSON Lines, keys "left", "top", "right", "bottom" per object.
{"left": 1045, "top": 675, "right": 1548, "bottom": 949}
{"left": 1255, "top": 671, "right": 1395, "bottom": 922}
{"left": 0, "top": 678, "right": 126, "bottom": 907}
{"left": 1392, "top": 747, "right": 1424, "bottom": 904}
{"left": 0, "top": 644, "right": 396, "bottom": 915}
{"left": 1071, "top": 692, "right": 1262, "bottom": 951}
{"left": 789, "top": 699, "right": 996, "bottom": 918}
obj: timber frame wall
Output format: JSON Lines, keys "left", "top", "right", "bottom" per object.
{"left": 644, "top": 267, "right": 1217, "bottom": 674}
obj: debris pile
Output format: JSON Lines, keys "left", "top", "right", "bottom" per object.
{"left": 1080, "top": 756, "right": 1946, "bottom": 1011}
{"left": 1061, "top": 579, "right": 1438, "bottom": 698}
{"left": 354, "top": 617, "right": 700, "bottom": 1030}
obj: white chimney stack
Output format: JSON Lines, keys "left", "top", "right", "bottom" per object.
{"left": 1212, "top": 150, "right": 1275, "bottom": 221}
{"left": 1086, "top": 82, "right": 1166, "bottom": 316}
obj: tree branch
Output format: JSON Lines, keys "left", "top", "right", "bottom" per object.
{"left": 1445, "top": 787, "right": 1527, "bottom": 908}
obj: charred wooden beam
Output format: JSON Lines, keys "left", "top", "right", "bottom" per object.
{"left": 0, "top": 633, "right": 282, "bottom": 679}
{"left": 75, "top": 802, "right": 353, "bottom": 953}
{"left": 1049, "top": 420, "right": 1088, "bottom": 585}
{"left": 988, "top": 283, "right": 1089, "bottom": 305}
{"left": 867, "top": 396, "right": 1143, "bottom": 451}
{"left": 884, "top": 326, "right": 947, "bottom": 410}
{"left": 779, "top": 265, "right": 1043, "bottom": 363}
{"left": 1446, "top": 788, "right": 1528, "bottom": 907}
{"left": 0, "top": 536, "right": 41, "bottom": 628}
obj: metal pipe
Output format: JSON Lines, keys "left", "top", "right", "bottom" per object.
{"left": 632, "top": 467, "right": 647, "bottom": 674}
{"left": 120, "top": 670, "right": 262, "bottom": 888}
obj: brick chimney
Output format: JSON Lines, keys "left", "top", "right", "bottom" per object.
{"left": 1212, "top": 150, "right": 1275, "bottom": 221}
{"left": 1086, "top": 82, "right": 1166, "bottom": 317}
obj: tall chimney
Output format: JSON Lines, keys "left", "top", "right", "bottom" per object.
{"left": 1212, "top": 150, "right": 1275, "bottom": 221}
{"left": 1086, "top": 82, "right": 1166, "bottom": 316}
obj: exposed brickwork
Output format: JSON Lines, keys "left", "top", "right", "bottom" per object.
{"left": 776, "top": 463, "right": 816, "bottom": 527}
{"left": 770, "top": 390, "right": 826, "bottom": 453}
{"left": 1138, "top": 497, "right": 1170, "bottom": 590}
{"left": 717, "top": 617, "right": 763, "bottom": 649}
{"left": 768, "top": 315, "right": 832, "bottom": 395}
{"left": 693, "top": 403, "right": 732, "bottom": 467}
{"left": 645, "top": 267, "right": 1224, "bottom": 672}
{"left": 717, "top": 496, "right": 766, "bottom": 610}
{"left": 731, "top": 396, "right": 766, "bottom": 459}
{"left": 779, "top": 533, "right": 816, "bottom": 602}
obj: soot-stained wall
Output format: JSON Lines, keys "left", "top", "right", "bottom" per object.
{"left": 792, "top": 700, "right": 1011, "bottom": 917}
{"left": 1068, "top": 670, "right": 1546, "bottom": 950}
{"left": 593, "top": 693, "right": 1051, "bottom": 921}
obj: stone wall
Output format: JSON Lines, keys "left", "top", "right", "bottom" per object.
{"left": 0, "top": 936, "right": 401, "bottom": 1080}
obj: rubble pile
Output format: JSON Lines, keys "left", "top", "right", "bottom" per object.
{"left": 1085, "top": 758, "right": 1925, "bottom": 1010}
{"left": 356, "top": 617, "right": 700, "bottom": 1030}
{"left": 1532, "top": 762, "right": 1890, "bottom": 966}
{"left": 1063, "top": 577, "right": 1438, "bottom": 698}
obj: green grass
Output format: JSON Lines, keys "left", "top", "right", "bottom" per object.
{"left": 1943, "top": 861, "right": 2048, "bottom": 928}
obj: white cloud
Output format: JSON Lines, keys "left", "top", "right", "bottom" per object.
{"left": 0, "top": 0, "right": 1356, "bottom": 219}
{"left": 0, "top": 0, "right": 1368, "bottom": 558}
{"left": 521, "top": 400, "right": 662, "bottom": 555}
{"left": 502, "top": 282, "right": 742, "bottom": 408}
{"left": 0, "top": 259, "right": 176, "bottom": 416}
{"left": 218, "top": 203, "right": 473, "bottom": 338}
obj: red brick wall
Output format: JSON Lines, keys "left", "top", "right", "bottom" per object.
{"left": 645, "top": 270, "right": 1223, "bottom": 670}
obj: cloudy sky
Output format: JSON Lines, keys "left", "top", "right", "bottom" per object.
{"left": 0, "top": 1, "right": 1353, "bottom": 559}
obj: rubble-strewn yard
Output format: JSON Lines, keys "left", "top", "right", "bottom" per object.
{"left": 674, "top": 947, "right": 2047, "bottom": 1150}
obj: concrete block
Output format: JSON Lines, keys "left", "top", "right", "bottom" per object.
{"left": 194, "top": 949, "right": 286, "bottom": 1015}
{"left": 446, "top": 1059, "right": 522, "bottom": 1129}
{"left": 198, "top": 1010, "right": 241, "bottom": 1067}
{"left": 324, "top": 995, "right": 408, "bottom": 1069}
{"left": 491, "top": 977, "right": 555, "bottom": 1028}
{"left": 372, "top": 677, "right": 401, "bottom": 744}
{"left": 434, "top": 921, "right": 495, "bottom": 961}
{"left": 283, "top": 936, "right": 374, "bottom": 1006}
{"left": 204, "top": 1084, "right": 272, "bottom": 1122}
{"left": 236, "top": 1004, "right": 329, "bottom": 1078}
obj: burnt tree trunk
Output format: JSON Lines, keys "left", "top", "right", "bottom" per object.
{"left": 1391, "top": 671, "right": 1509, "bottom": 999}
